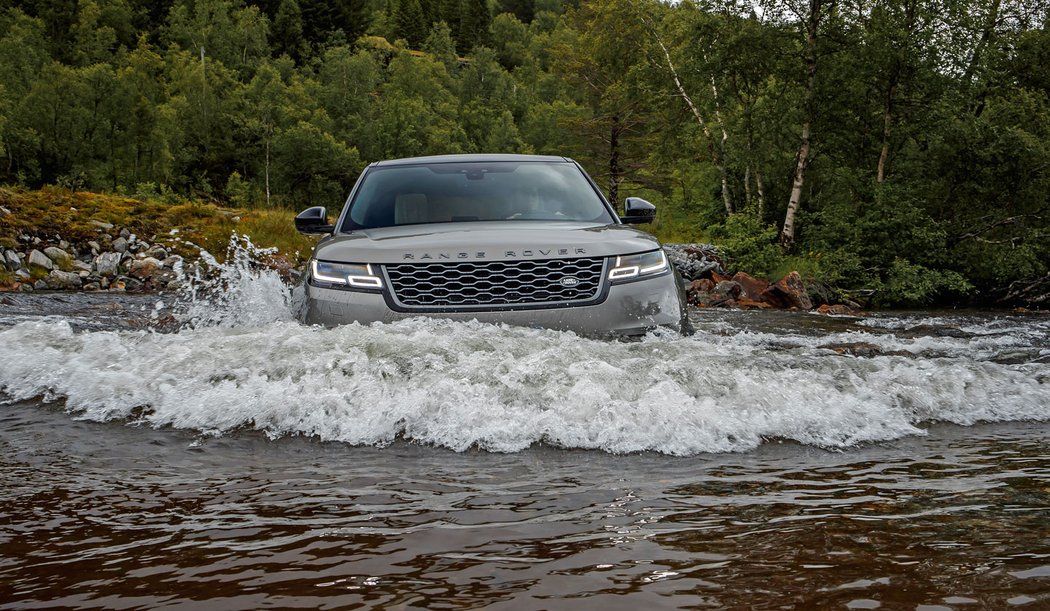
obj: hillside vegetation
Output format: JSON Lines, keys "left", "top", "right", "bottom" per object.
{"left": 0, "top": 0, "right": 1048, "bottom": 306}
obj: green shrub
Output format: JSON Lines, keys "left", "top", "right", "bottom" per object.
{"left": 710, "top": 212, "right": 783, "bottom": 277}
{"left": 878, "top": 258, "right": 973, "bottom": 307}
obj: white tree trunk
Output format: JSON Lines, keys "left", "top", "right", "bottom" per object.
{"left": 783, "top": 120, "right": 810, "bottom": 248}
{"left": 650, "top": 27, "right": 733, "bottom": 215}
{"left": 780, "top": 0, "right": 822, "bottom": 249}
{"left": 265, "top": 137, "right": 271, "bottom": 208}
{"left": 755, "top": 167, "right": 766, "bottom": 219}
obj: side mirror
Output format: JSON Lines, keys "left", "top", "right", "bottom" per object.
{"left": 295, "top": 206, "right": 335, "bottom": 234}
{"left": 620, "top": 197, "right": 656, "bottom": 224}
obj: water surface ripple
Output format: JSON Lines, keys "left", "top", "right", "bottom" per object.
{"left": 0, "top": 405, "right": 1047, "bottom": 609}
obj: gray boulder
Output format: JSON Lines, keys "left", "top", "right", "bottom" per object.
{"left": 43, "top": 246, "right": 72, "bottom": 266}
{"left": 112, "top": 237, "right": 128, "bottom": 253}
{"left": 95, "top": 252, "right": 122, "bottom": 276}
{"left": 712, "top": 280, "right": 743, "bottom": 302}
{"left": 27, "top": 249, "right": 53, "bottom": 270}
{"left": 47, "top": 270, "right": 82, "bottom": 290}
{"left": 117, "top": 276, "right": 143, "bottom": 291}
{"left": 146, "top": 245, "right": 168, "bottom": 259}
{"left": 129, "top": 257, "right": 163, "bottom": 280}
{"left": 3, "top": 250, "right": 21, "bottom": 271}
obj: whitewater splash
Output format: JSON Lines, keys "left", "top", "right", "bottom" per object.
{"left": 0, "top": 238, "right": 1048, "bottom": 455}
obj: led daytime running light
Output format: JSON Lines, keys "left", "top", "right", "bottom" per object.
{"left": 312, "top": 260, "right": 383, "bottom": 289}
{"left": 639, "top": 250, "right": 667, "bottom": 274}
{"left": 608, "top": 250, "right": 668, "bottom": 281}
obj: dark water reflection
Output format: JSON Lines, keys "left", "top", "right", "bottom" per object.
{"left": 1, "top": 402, "right": 1047, "bottom": 609}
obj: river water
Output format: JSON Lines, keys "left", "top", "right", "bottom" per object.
{"left": 0, "top": 258, "right": 1048, "bottom": 608}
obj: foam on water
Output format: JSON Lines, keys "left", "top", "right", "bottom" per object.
{"left": 0, "top": 239, "right": 1048, "bottom": 455}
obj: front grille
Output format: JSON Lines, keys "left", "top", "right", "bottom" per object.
{"left": 384, "top": 257, "right": 605, "bottom": 309}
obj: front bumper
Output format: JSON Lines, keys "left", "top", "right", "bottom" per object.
{"left": 298, "top": 271, "right": 688, "bottom": 337}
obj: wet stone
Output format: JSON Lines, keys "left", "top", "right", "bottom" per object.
{"left": 119, "top": 276, "right": 144, "bottom": 291}
{"left": 732, "top": 272, "right": 771, "bottom": 302}
{"left": 763, "top": 271, "right": 813, "bottom": 310}
{"left": 817, "top": 304, "right": 857, "bottom": 316}
{"left": 712, "top": 280, "right": 743, "bottom": 302}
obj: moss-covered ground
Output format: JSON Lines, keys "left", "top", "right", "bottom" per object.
{"left": 0, "top": 188, "right": 319, "bottom": 263}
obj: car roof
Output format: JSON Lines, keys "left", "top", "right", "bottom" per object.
{"left": 372, "top": 154, "right": 572, "bottom": 167}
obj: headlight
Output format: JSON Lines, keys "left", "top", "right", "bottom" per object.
{"left": 608, "top": 250, "right": 669, "bottom": 282}
{"left": 311, "top": 259, "right": 383, "bottom": 290}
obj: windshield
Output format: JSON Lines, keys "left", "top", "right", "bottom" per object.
{"left": 340, "top": 161, "right": 615, "bottom": 230}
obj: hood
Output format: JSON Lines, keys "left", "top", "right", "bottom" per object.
{"left": 313, "top": 221, "right": 661, "bottom": 264}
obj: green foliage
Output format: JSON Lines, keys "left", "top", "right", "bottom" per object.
{"left": 879, "top": 258, "right": 974, "bottom": 308}
{"left": 710, "top": 212, "right": 783, "bottom": 278}
{"left": 395, "top": 0, "right": 428, "bottom": 47}
{"left": 0, "top": 0, "right": 1047, "bottom": 307}
{"left": 456, "top": 0, "right": 491, "bottom": 53}
{"left": 273, "top": 0, "right": 306, "bottom": 59}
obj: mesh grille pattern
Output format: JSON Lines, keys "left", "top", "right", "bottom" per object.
{"left": 385, "top": 257, "right": 605, "bottom": 308}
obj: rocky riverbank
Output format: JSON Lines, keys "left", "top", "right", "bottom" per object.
{"left": 0, "top": 188, "right": 313, "bottom": 293}
{"left": 2, "top": 225, "right": 842, "bottom": 317}
{"left": 0, "top": 188, "right": 846, "bottom": 312}
{"left": 664, "top": 243, "right": 855, "bottom": 314}
{"left": 1, "top": 223, "right": 182, "bottom": 292}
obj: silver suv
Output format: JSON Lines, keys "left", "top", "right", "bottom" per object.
{"left": 294, "top": 154, "right": 687, "bottom": 337}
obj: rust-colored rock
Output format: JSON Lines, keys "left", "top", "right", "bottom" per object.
{"left": 817, "top": 303, "right": 855, "bottom": 316}
{"left": 761, "top": 271, "right": 813, "bottom": 310}
{"left": 129, "top": 257, "right": 162, "bottom": 280}
{"left": 731, "top": 272, "right": 771, "bottom": 301}
{"left": 712, "top": 280, "right": 742, "bottom": 301}
{"left": 690, "top": 291, "right": 714, "bottom": 307}
{"left": 710, "top": 271, "right": 732, "bottom": 285}
{"left": 821, "top": 341, "right": 883, "bottom": 357}
{"left": 690, "top": 278, "right": 714, "bottom": 293}
{"left": 736, "top": 298, "right": 773, "bottom": 310}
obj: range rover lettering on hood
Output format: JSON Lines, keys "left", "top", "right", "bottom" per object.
{"left": 403, "top": 248, "right": 587, "bottom": 260}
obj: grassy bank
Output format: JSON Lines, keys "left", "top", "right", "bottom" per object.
{"left": 0, "top": 188, "right": 318, "bottom": 264}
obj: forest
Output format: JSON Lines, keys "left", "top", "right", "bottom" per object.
{"left": 0, "top": 0, "right": 1048, "bottom": 306}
